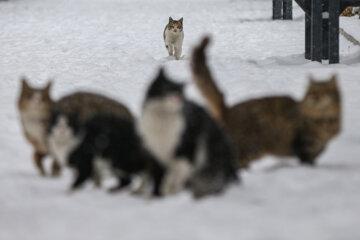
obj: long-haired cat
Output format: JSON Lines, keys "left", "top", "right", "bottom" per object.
{"left": 163, "top": 17, "right": 184, "bottom": 60}
{"left": 138, "top": 69, "right": 238, "bottom": 198}
{"left": 191, "top": 37, "right": 342, "bottom": 168}
{"left": 17, "top": 78, "right": 60, "bottom": 176}
{"left": 65, "top": 114, "right": 148, "bottom": 192}
{"left": 47, "top": 92, "right": 133, "bottom": 178}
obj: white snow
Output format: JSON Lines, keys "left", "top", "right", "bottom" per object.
{"left": 1, "top": 0, "right": 360, "bottom": 239}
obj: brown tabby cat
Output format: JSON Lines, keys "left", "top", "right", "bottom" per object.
{"left": 191, "top": 37, "right": 341, "bottom": 168}
{"left": 18, "top": 78, "right": 59, "bottom": 176}
{"left": 47, "top": 92, "right": 134, "bottom": 178}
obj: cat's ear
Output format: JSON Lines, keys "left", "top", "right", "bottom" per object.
{"left": 21, "top": 77, "right": 31, "bottom": 91}
{"left": 308, "top": 75, "right": 316, "bottom": 84}
{"left": 169, "top": 17, "right": 173, "bottom": 22}
{"left": 329, "top": 74, "right": 338, "bottom": 86}
{"left": 179, "top": 17, "right": 183, "bottom": 24}
{"left": 45, "top": 80, "right": 53, "bottom": 93}
{"left": 157, "top": 67, "right": 166, "bottom": 79}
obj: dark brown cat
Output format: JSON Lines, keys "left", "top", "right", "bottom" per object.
{"left": 18, "top": 78, "right": 59, "bottom": 176}
{"left": 191, "top": 37, "right": 341, "bottom": 168}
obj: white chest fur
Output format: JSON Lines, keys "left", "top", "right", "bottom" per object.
{"left": 164, "top": 29, "right": 184, "bottom": 44}
{"left": 47, "top": 116, "right": 81, "bottom": 166}
{"left": 21, "top": 114, "right": 47, "bottom": 153}
{"left": 48, "top": 134, "right": 81, "bottom": 166}
{"left": 138, "top": 102, "right": 185, "bottom": 167}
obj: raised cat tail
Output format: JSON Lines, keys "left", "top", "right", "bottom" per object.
{"left": 191, "top": 36, "right": 227, "bottom": 123}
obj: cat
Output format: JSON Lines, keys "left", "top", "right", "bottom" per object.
{"left": 138, "top": 68, "right": 238, "bottom": 198}
{"left": 17, "top": 78, "right": 60, "bottom": 176}
{"left": 163, "top": 17, "right": 184, "bottom": 60}
{"left": 191, "top": 37, "right": 342, "bottom": 168}
{"left": 65, "top": 114, "right": 149, "bottom": 192}
{"left": 341, "top": 7, "right": 355, "bottom": 17}
{"left": 47, "top": 92, "right": 133, "bottom": 179}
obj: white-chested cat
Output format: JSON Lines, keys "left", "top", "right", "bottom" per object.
{"left": 163, "top": 17, "right": 184, "bottom": 60}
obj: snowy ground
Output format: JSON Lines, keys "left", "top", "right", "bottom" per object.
{"left": 1, "top": 0, "right": 360, "bottom": 239}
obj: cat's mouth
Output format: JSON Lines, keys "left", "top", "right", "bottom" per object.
{"left": 31, "top": 100, "right": 44, "bottom": 110}
{"left": 169, "top": 94, "right": 182, "bottom": 103}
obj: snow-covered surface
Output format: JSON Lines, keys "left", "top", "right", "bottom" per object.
{"left": 1, "top": 0, "right": 360, "bottom": 239}
{"left": 341, "top": 16, "right": 360, "bottom": 44}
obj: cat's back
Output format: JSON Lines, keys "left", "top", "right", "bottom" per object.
{"left": 226, "top": 96, "right": 299, "bottom": 127}
{"left": 229, "top": 96, "right": 298, "bottom": 118}
{"left": 54, "top": 92, "right": 133, "bottom": 122}
{"left": 85, "top": 114, "right": 136, "bottom": 142}
{"left": 226, "top": 96, "right": 300, "bottom": 158}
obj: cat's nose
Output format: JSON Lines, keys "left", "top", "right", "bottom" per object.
{"left": 173, "top": 29, "right": 177, "bottom": 32}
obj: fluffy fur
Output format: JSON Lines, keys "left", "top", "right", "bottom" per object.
{"left": 191, "top": 37, "right": 342, "bottom": 168}
{"left": 67, "top": 114, "right": 147, "bottom": 191}
{"left": 17, "top": 78, "right": 59, "bottom": 176}
{"left": 47, "top": 92, "right": 133, "bottom": 176}
{"left": 138, "top": 69, "right": 238, "bottom": 198}
{"left": 163, "top": 17, "right": 184, "bottom": 60}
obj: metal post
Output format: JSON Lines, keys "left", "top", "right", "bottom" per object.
{"left": 329, "top": 0, "right": 340, "bottom": 64}
{"left": 283, "top": 0, "right": 293, "bottom": 19}
{"left": 273, "top": 0, "right": 282, "bottom": 20}
{"left": 311, "top": 0, "right": 322, "bottom": 62}
{"left": 322, "top": 18, "right": 329, "bottom": 60}
{"left": 322, "top": 2, "right": 330, "bottom": 60}
{"left": 305, "top": 0, "right": 311, "bottom": 59}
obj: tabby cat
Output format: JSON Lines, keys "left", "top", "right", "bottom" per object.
{"left": 191, "top": 37, "right": 341, "bottom": 168}
{"left": 17, "top": 78, "right": 59, "bottom": 176}
{"left": 163, "top": 17, "right": 184, "bottom": 60}
{"left": 138, "top": 69, "right": 238, "bottom": 198}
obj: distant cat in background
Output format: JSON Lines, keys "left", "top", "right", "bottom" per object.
{"left": 138, "top": 69, "right": 238, "bottom": 198}
{"left": 164, "top": 17, "right": 184, "bottom": 60}
{"left": 17, "top": 78, "right": 59, "bottom": 176}
{"left": 47, "top": 92, "right": 133, "bottom": 179}
{"left": 191, "top": 37, "right": 341, "bottom": 168}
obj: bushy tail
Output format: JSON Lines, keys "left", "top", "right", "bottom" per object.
{"left": 191, "top": 36, "right": 227, "bottom": 123}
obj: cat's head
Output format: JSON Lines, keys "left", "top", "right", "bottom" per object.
{"left": 18, "top": 77, "right": 53, "bottom": 117}
{"left": 167, "top": 17, "right": 183, "bottom": 33}
{"left": 144, "top": 68, "right": 185, "bottom": 113}
{"left": 48, "top": 110, "right": 81, "bottom": 145}
{"left": 301, "top": 74, "right": 341, "bottom": 119}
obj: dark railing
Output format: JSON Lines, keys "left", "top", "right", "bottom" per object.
{"left": 273, "top": 0, "right": 360, "bottom": 64}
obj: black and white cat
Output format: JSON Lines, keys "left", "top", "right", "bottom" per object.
{"left": 138, "top": 69, "right": 238, "bottom": 198}
{"left": 48, "top": 112, "right": 149, "bottom": 192}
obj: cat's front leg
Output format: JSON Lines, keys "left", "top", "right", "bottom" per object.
{"left": 33, "top": 151, "right": 46, "bottom": 176}
{"left": 166, "top": 43, "right": 173, "bottom": 56}
{"left": 71, "top": 170, "right": 91, "bottom": 190}
{"left": 161, "top": 159, "right": 192, "bottom": 196}
{"left": 70, "top": 161, "right": 93, "bottom": 190}
{"left": 51, "top": 159, "right": 61, "bottom": 177}
{"left": 174, "top": 44, "right": 182, "bottom": 60}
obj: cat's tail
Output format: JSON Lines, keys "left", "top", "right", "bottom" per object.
{"left": 191, "top": 36, "right": 227, "bottom": 123}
